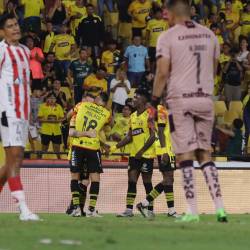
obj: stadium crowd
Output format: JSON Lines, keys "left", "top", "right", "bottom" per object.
{"left": 0, "top": 0, "right": 250, "bottom": 157}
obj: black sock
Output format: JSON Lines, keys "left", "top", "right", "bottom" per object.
{"left": 147, "top": 182, "right": 164, "bottom": 202}
{"left": 78, "top": 183, "right": 87, "bottom": 211}
{"left": 89, "top": 182, "right": 99, "bottom": 212}
{"left": 164, "top": 185, "right": 174, "bottom": 209}
{"left": 71, "top": 180, "right": 80, "bottom": 206}
{"left": 126, "top": 182, "right": 137, "bottom": 209}
{"left": 144, "top": 182, "right": 153, "bottom": 211}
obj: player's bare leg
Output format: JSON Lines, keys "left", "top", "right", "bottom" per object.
{"left": 196, "top": 149, "right": 227, "bottom": 222}
{"left": 0, "top": 166, "right": 7, "bottom": 193}
{"left": 4, "top": 146, "right": 39, "bottom": 221}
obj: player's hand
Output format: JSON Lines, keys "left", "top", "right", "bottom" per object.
{"left": 86, "top": 129, "right": 97, "bottom": 138}
{"left": 102, "top": 144, "right": 111, "bottom": 156}
{"left": 135, "top": 150, "right": 143, "bottom": 160}
{"left": 162, "top": 153, "right": 170, "bottom": 165}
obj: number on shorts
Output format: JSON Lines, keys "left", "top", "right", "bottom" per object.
{"left": 193, "top": 52, "right": 201, "bottom": 84}
{"left": 82, "top": 116, "right": 98, "bottom": 131}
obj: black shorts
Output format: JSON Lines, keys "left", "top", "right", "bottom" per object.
{"left": 157, "top": 155, "right": 176, "bottom": 172}
{"left": 79, "top": 159, "right": 90, "bottom": 180}
{"left": 148, "top": 47, "right": 156, "bottom": 62}
{"left": 70, "top": 146, "right": 103, "bottom": 174}
{"left": 41, "top": 134, "right": 62, "bottom": 145}
{"left": 128, "top": 157, "right": 154, "bottom": 173}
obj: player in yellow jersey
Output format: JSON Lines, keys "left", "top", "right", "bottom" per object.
{"left": 111, "top": 88, "right": 156, "bottom": 218}
{"left": 146, "top": 7, "right": 168, "bottom": 72}
{"left": 137, "top": 104, "right": 178, "bottom": 218}
{"left": 69, "top": 93, "right": 110, "bottom": 217}
{"left": 66, "top": 93, "right": 94, "bottom": 216}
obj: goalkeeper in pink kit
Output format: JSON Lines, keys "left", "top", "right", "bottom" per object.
{"left": 152, "top": 0, "right": 227, "bottom": 222}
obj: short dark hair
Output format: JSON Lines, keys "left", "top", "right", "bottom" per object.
{"left": 166, "top": 0, "right": 190, "bottom": 9}
{"left": 0, "top": 13, "right": 16, "bottom": 29}
{"left": 86, "top": 3, "right": 94, "bottom": 8}
{"left": 97, "top": 66, "right": 107, "bottom": 73}
{"left": 99, "top": 92, "right": 109, "bottom": 103}
{"left": 135, "top": 88, "right": 151, "bottom": 102}
{"left": 233, "top": 119, "right": 243, "bottom": 129}
{"left": 210, "top": 23, "right": 218, "bottom": 30}
{"left": 79, "top": 48, "right": 88, "bottom": 53}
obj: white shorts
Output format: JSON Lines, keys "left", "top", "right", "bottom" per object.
{"left": 0, "top": 114, "right": 29, "bottom": 148}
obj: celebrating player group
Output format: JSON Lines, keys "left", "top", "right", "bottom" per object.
{"left": 0, "top": 0, "right": 227, "bottom": 222}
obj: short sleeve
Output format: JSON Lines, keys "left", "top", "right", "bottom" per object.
{"left": 58, "top": 105, "right": 64, "bottom": 118}
{"left": 70, "top": 36, "right": 75, "bottom": 45}
{"left": 156, "top": 32, "right": 171, "bottom": 59}
{"left": 144, "top": 47, "right": 149, "bottom": 59}
{"left": 102, "top": 80, "right": 108, "bottom": 92}
{"left": 124, "top": 47, "right": 129, "bottom": 58}
{"left": 38, "top": 104, "right": 44, "bottom": 117}
{"left": 40, "top": 0, "right": 45, "bottom": 9}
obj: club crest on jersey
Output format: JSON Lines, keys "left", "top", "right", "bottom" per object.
{"left": 132, "top": 128, "right": 144, "bottom": 136}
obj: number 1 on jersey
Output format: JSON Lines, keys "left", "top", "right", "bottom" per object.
{"left": 193, "top": 52, "right": 201, "bottom": 84}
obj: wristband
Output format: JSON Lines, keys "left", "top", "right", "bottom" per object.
{"left": 151, "top": 96, "right": 160, "bottom": 108}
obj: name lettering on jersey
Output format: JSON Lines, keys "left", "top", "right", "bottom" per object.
{"left": 152, "top": 27, "right": 164, "bottom": 32}
{"left": 132, "top": 128, "right": 144, "bottom": 136}
{"left": 189, "top": 45, "right": 207, "bottom": 52}
{"left": 178, "top": 33, "right": 211, "bottom": 41}
{"left": 58, "top": 42, "right": 70, "bottom": 47}
{"left": 85, "top": 104, "right": 108, "bottom": 120}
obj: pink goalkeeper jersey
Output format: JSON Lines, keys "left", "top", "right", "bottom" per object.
{"left": 156, "top": 21, "right": 220, "bottom": 100}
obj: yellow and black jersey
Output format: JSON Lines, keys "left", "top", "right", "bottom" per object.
{"left": 129, "top": 108, "right": 156, "bottom": 159}
{"left": 71, "top": 102, "right": 111, "bottom": 150}
{"left": 155, "top": 105, "right": 174, "bottom": 158}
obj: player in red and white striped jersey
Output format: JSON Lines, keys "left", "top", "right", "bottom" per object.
{"left": 0, "top": 13, "right": 39, "bottom": 221}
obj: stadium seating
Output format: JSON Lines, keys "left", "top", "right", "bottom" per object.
{"left": 228, "top": 101, "right": 243, "bottom": 118}
{"left": 214, "top": 101, "right": 227, "bottom": 116}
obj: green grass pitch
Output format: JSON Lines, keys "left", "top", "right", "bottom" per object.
{"left": 0, "top": 214, "right": 250, "bottom": 250}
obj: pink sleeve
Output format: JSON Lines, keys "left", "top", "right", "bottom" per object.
{"left": 37, "top": 48, "right": 45, "bottom": 60}
{"left": 156, "top": 32, "right": 171, "bottom": 59}
{"left": 214, "top": 35, "right": 220, "bottom": 60}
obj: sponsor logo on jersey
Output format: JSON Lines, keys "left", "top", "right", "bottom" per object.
{"left": 132, "top": 128, "right": 144, "bottom": 136}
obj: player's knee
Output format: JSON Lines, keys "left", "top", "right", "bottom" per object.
{"left": 195, "top": 149, "right": 211, "bottom": 165}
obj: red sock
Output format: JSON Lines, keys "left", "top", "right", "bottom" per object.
{"left": 8, "top": 176, "right": 23, "bottom": 192}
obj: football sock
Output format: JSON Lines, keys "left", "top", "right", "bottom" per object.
{"left": 141, "top": 182, "right": 164, "bottom": 207}
{"left": 143, "top": 182, "right": 153, "bottom": 211}
{"left": 180, "top": 160, "right": 198, "bottom": 215}
{"left": 78, "top": 183, "right": 87, "bottom": 211}
{"left": 89, "top": 182, "right": 99, "bottom": 212}
{"left": 71, "top": 180, "right": 80, "bottom": 206}
{"left": 201, "top": 162, "right": 224, "bottom": 211}
{"left": 164, "top": 185, "right": 174, "bottom": 209}
{"left": 8, "top": 176, "right": 30, "bottom": 214}
{"left": 126, "top": 182, "right": 136, "bottom": 209}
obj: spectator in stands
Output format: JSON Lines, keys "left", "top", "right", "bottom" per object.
{"left": 76, "top": 3, "right": 104, "bottom": 58}
{"left": 146, "top": 7, "right": 168, "bottom": 72}
{"left": 216, "top": 118, "right": 243, "bottom": 156}
{"left": 190, "top": 5, "right": 202, "bottom": 24}
{"left": 128, "top": 0, "right": 151, "bottom": 37}
{"left": 110, "top": 69, "right": 131, "bottom": 113}
{"left": 220, "top": 42, "right": 232, "bottom": 67}
{"left": 222, "top": 48, "right": 243, "bottom": 104}
{"left": 101, "top": 39, "right": 121, "bottom": 81}
{"left": 243, "top": 87, "right": 250, "bottom": 151}
{"left": 68, "top": 48, "right": 93, "bottom": 104}
{"left": 38, "top": 93, "right": 64, "bottom": 159}
{"left": 98, "top": 0, "right": 114, "bottom": 17}
{"left": 83, "top": 66, "right": 108, "bottom": 96}
{"left": 237, "top": 36, "right": 249, "bottom": 63}
{"left": 68, "top": 0, "right": 87, "bottom": 36}
{"left": 47, "top": 0, "right": 67, "bottom": 33}
{"left": 3, "top": 0, "right": 20, "bottom": 20}
{"left": 26, "top": 36, "right": 45, "bottom": 91}
{"left": 240, "top": 2, "right": 250, "bottom": 38}
{"left": 50, "top": 79, "right": 67, "bottom": 109}
{"left": 108, "top": 104, "right": 132, "bottom": 142}
{"left": 210, "top": 23, "right": 224, "bottom": 49}
{"left": 49, "top": 23, "right": 75, "bottom": 81}
{"left": 124, "top": 35, "right": 150, "bottom": 87}
{"left": 21, "top": 0, "right": 45, "bottom": 33}
{"left": 41, "top": 21, "right": 55, "bottom": 54}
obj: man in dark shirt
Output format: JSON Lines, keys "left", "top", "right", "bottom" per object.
{"left": 68, "top": 48, "right": 93, "bottom": 104}
{"left": 76, "top": 3, "right": 105, "bottom": 57}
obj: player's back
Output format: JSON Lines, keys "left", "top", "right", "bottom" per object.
{"left": 157, "top": 21, "right": 220, "bottom": 100}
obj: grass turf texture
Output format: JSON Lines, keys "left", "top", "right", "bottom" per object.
{"left": 0, "top": 214, "right": 249, "bottom": 250}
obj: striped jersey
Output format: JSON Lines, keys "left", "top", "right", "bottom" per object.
{"left": 0, "top": 41, "right": 31, "bottom": 120}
